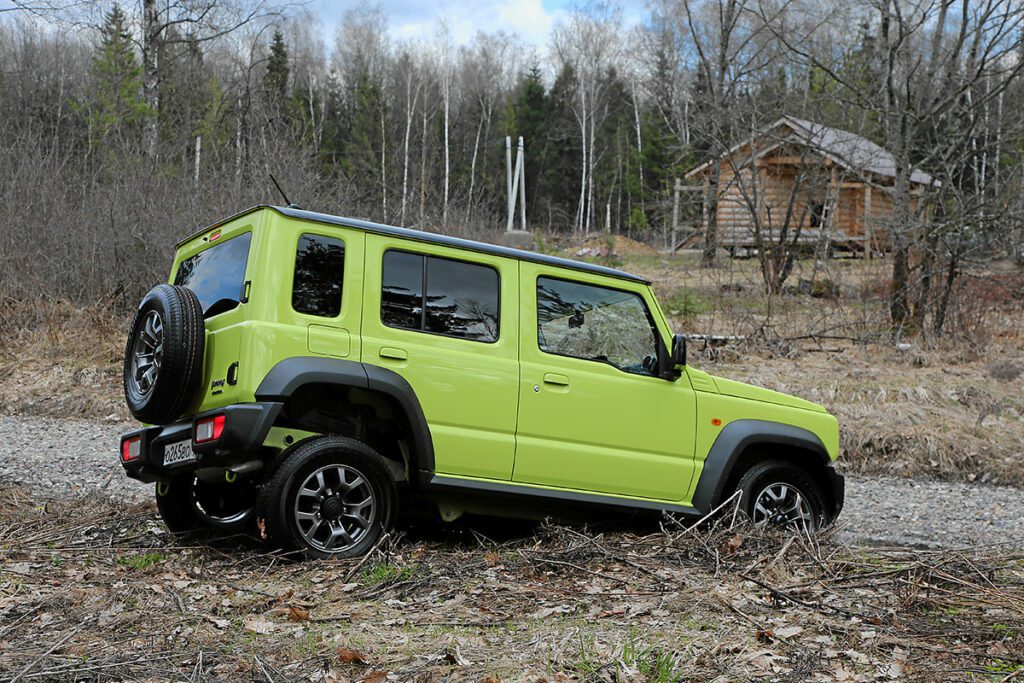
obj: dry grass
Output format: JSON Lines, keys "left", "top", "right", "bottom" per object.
{"left": 0, "top": 487, "right": 1021, "bottom": 681}
{"left": 0, "top": 299, "right": 128, "bottom": 421}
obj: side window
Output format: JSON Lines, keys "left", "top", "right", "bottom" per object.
{"left": 292, "top": 234, "right": 345, "bottom": 317}
{"left": 381, "top": 250, "right": 499, "bottom": 342}
{"left": 537, "top": 277, "right": 658, "bottom": 376}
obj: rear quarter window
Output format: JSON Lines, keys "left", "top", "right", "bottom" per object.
{"left": 292, "top": 233, "right": 345, "bottom": 317}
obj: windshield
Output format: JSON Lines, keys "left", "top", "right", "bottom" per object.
{"left": 173, "top": 232, "right": 252, "bottom": 316}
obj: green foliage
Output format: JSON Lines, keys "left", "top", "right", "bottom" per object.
{"left": 622, "top": 630, "right": 684, "bottom": 682}
{"left": 629, "top": 207, "right": 649, "bottom": 234}
{"left": 86, "top": 3, "right": 150, "bottom": 145}
{"left": 264, "top": 30, "right": 290, "bottom": 106}
{"left": 661, "top": 288, "right": 708, "bottom": 320}
{"left": 116, "top": 552, "right": 168, "bottom": 570}
{"left": 361, "top": 560, "right": 414, "bottom": 585}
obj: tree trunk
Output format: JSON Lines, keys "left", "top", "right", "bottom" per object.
{"left": 380, "top": 103, "right": 387, "bottom": 221}
{"left": 141, "top": 0, "right": 160, "bottom": 156}
{"left": 702, "top": 169, "right": 719, "bottom": 267}
{"left": 419, "top": 109, "right": 428, "bottom": 226}
{"left": 442, "top": 80, "right": 450, "bottom": 227}
{"left": 890, "top": 163, "right": 912, "bottom": 333}
{"left": 466, "top": 103, "right": 485, "bottom": 223}
{"left": 911, "top": 229, "right": 939, "bottom": 333}
{"left": 934, "top": 253, "right": 958, "bottom": 336}
{"left": 576, "top": 88, "right": 588, "bottom": 235}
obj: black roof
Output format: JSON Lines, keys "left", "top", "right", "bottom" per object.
{"left": 179, "top": 205, "right": 650, "bottom": 285}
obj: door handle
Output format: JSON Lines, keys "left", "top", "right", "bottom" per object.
{"left": 543, "top": 373, "right": 570, "bottom": 386}
{"left": 379, "top": 347, "right": 408, "bottom": 361}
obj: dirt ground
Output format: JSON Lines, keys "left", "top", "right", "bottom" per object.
{"left": 0, "top": 488, "right": 1022, "bottom": 682}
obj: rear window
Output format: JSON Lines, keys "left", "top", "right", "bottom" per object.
{"left": 173, "top": 232, "right": 252, "bottom": 317}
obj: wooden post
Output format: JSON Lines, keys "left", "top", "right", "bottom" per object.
{"left": 701, "top": 174, "right": 710, "bottom": 251}
{"left": 863, "top": 184, "right": 873, "bottom": 259}
{"left": 671, "top": 178, "right": 681, "bottom": 256}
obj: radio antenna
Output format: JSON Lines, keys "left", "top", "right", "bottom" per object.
{"left": 270, "top": 173, "right": 300, "bottom": 209}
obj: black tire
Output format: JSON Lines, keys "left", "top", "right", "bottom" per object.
{"left": 735, "top": 460, "right": 827, "bottom": 532}
{"left": 155, "top": 473, "right": 259, "bottom": 536}
{"left": 258, "top": 436, "right": 398, "bottom": 560}
{"left": 123, "top": 284, "right": 205, "bottom": 425}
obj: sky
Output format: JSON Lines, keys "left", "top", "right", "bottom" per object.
{"left": 309, "top": 0, "right": 646, "bottom": 49}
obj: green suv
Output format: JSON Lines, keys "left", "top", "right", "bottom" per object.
{"left": 118, "top": 206, "right": 843, "bottom": 558}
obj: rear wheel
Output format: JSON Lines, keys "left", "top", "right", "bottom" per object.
{"left": 155, "top": 473, "right": 258, "bottom": 536}
{"left": 735, "top": 460, "right": 827, "bottom": 532}
{"left": 258, "top": 436, "right": 397, "bottom": 560}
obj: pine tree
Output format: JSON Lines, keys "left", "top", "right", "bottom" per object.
{"left": 264, "top": 30, "right": 290, "bottom": 107}
{"left": 89, "top": 3, "right": 149, "bottom": 144}
{"left": 508, "top": 66, "right": 548, "bottom": 218}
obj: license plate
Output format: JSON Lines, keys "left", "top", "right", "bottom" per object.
{"left": 163, "top": 439, "right": 197, "bottom": 467}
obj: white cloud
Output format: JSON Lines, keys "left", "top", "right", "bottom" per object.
{"left": 496, "top": 0, "right": 561, "bottom": 47}
{"left": 314, "top": 0, "right": 564, "bottom": 48}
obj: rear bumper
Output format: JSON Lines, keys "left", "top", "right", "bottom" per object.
{"left": 119, "top": 402, "right": 282, "bottom": 482}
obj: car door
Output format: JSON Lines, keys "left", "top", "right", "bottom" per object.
{"left": 360, "top": 235, "right": 519, "bottom": 480}
{"left": 513, "top": 264, "right": 697, "bottom": 501}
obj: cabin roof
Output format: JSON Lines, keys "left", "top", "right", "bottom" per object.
{"left": 686, "top": 116, "right": 937, "bottom": 187}
{"left": 177, "top": 205, "right": 651, "bottom": 285}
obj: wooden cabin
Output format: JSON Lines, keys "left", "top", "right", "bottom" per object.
{"left": 682, "top": 116, "right": 936, "bottom": 257}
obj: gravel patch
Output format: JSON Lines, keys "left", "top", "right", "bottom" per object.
{"left": 0, "top": 416, "right": 147, "bottom": 504}
{"left": 1, "top": 416, "right": 1022, "bottom": 548}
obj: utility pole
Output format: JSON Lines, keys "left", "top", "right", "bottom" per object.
{"left": 518, "top": 137, "right": 527, "bottom": 233}
{"left": 507, "top": 136, "right": 527, "bottom": 233}
{"left": 506, "top": 136, "right": 514, "bottom": 232}
{"left": 672, "top": 178, "right": 681, "bottom": 256}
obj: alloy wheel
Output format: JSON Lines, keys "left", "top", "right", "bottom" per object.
{"left": 751, "top": 482, "right": 816, "bottom": 531}
{"left": 292, "top": 464, "right": 376, "bottom": 553}
{"left": 131, "top": 310, "right": 163, "bottom": 396}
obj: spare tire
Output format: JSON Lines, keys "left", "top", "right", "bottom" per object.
{"left": 123, "top": 284, "right": 205, "bottom": 424}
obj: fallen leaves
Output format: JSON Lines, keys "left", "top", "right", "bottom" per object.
{"left": 0, "top": 486, "right": 1021, "bottom": 682}
{"left": 287, "top": 605, "right": 309, "bottom": 622}
{"left": 337, "top": 647, "right": 369, "bottom": 665}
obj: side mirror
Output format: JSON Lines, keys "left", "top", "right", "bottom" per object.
{"left": 657, "top": 334, "right": 686, "bottom": 380}
{"left": 672, "top": 334, "right": 687, "bottom": 367}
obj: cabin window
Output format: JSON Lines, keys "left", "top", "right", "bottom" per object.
{"left": 292, "top": 234, "right": 346, "bottom": 317}
{"left": 809, "top": 201, "right": 827, "bottom": 228}
{"left": 381, "top": 250, "right": 500, "bottom": 343}
{"left": 536, "top": 276, "right": 658, "bottom": 376}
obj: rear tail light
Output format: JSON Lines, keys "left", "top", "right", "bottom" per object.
{"left": 121, "top": 437, "right": 141, "bottom": 463}
{"left": 194, "top": 415, "right": 226, "bottom": 444}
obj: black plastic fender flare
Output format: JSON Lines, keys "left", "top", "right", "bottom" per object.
{"left": 691, "top": 419, "right": 831, "bottom": 513}
{"left": 255, "top": 357, "right": 435, "bottom": 475}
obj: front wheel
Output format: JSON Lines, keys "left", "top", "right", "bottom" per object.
{"left": 735, "top": 461, "right": 827, "bottom": 532}
{"left": 258, "top": 436, "right": 398, "bottom": 560}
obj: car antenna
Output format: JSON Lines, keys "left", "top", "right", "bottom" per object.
{"left": 270, "top": 173, "right": 301, "bottom": 210}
